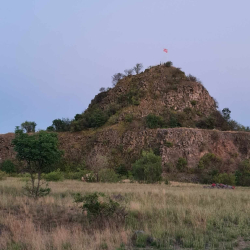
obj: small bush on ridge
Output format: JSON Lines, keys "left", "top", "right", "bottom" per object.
{"left": 176, "top": 157, "right": 187, "bottom": 172}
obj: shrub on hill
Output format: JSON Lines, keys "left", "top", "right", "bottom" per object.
{"left": 176, "top": 157, "right": 187, "bottom": 172}
{"left": 145, "top": 114, "right": 165, "bottom": 129}
{"left": 132, "top": 151, "right": 162, "bottom": 183}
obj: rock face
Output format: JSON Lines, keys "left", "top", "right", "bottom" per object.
{"left": 1, "top": 128, "right": 250, "bottom": 173}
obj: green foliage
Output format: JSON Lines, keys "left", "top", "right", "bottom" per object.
{"left": 165, "top": 141, "right": 173, "bottom": 147}
{"left": 145, "top": 114, "right": 164, "bottom": 129}
{"left": 164, "top": 61, "right": 173, "bottom": 67}
{"left": 213, "top": 173, "right": 236, "bottom": 185}
{"left": 98, "top": 169, "right": 119, "bottom": 183}
{"left": 47, "top": 118, "right": 71, "bottom": 132}
{"left": 124, "top": 113, "right": 133, "bottom": 123}
{"left": 115, "top": 164, "right": 128, "bottom": 177}
{"left": 190, "top": 100, "right": 197, "bottom": 106}
{"left": 235, "top": 160, "right": 250, "bottom": 186}
{"left": 196, "top": 116, "right": 215, "bottom": 129}
{"left": 74, "top": 192, "right": 127, "bottom": 226}
{"left": 0, "top": 170, "right": 7, "bottom": 180}
{"left": 198, "top": 153, "right": 222, "bottom": 170}
{"left": 43, "top": 169, "right": 64, "bottom": 182}
{"left": 0, "top": 160, "right": 16, "bottom": 173}
{"left": 164, "top": 179, "right": 169, "bottom": 185}
{"left": 12, "top": 127, "right": 63, "bottom": 198}
{"left": 132, "top": 151, "right": 162, "bottom": 183}
{"left": 21, "top": 121, "right": 37, "bottom": 133}
{"left": 176, "top": 157, "right": 187, "bottom": 172}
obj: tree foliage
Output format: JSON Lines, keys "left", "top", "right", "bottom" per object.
{"left": 21, "top": 121, "right": 37, "bottom": 133}
{"left": 12, "top": 127, "right": 63, "bottom": 198}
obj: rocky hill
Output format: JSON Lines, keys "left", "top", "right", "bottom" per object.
{"left": 1, "top": 63, "right": 249, "bottom": 182}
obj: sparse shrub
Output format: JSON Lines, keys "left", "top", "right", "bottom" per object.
{"left": 186, "top": 74, "right": 197, "bottom": 82}
{"left": 0, "top": 160, "right": 16, "bottom": 174}
{"left": 74, "top": 192, "right": 127, "bottom": 226}
{"left": 132, "top": 151, "right": 162, "bottom": 183}
{"left": 134, "top": 63, "right": 143, "bottom": 74}
{"left": 213, "top": 173, "right": 236, "bottom": 185}
{"left": 176, "top": 157, "right": 187, "bottom": 172}
{"left": 164, "top": 179, "right": 169, "bottom": 185}
{"left": 146, "top": 114, "right": 164, "bottom": 129}
{"left": 164, "top": 61, "right": 173, "bottom": 67}
{"left": 0, "top": 170, "right": 7, "bottom": 180}
{"left": 99, "top": 87, "right": 106, "bottom": 93}
{"left": 43, "top": 169, "right": 64, "bottom": 182}
{"left": 107, "top": 113, "right": 120, "bottom": 125}
{"left": 98, "top": 169, "right": 119, "bottom": 183}
{"left": 112, "top": 73, "right": 124, "bottom": 86}
{"left": 165, "top": 141, "right": 173, "bottom": 147}
{"left": 124, "top": 113, "right": 133, "bottom": 123}
{"left": 190, "top": 100, "right": 197, "bottom": 106}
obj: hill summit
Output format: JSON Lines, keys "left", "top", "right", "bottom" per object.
{"left": 71, "top": 63, "right": 219, "bottom": 132}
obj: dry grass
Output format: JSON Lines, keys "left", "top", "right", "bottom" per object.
{"left": 0, "top": 178, "right": 250, "bottom": 250}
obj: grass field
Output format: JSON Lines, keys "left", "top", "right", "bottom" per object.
{"left": 0, "top": 178, "right": 250, "bottom": 250}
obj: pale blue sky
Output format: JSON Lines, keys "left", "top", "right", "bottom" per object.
{"left": 1, "top": 0, "right": 250, "bottom": 133}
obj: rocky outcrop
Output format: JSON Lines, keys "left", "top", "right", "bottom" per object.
{"left": 1, "top": 128, "right": 249, "bottom": 173}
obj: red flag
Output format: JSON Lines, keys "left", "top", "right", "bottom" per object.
{"left": 163, "top": 49, "right": 168, "bottom": 53}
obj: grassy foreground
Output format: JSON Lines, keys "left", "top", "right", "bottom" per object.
{"left": 0, "top": 178, "right": 250, "bottom": 250}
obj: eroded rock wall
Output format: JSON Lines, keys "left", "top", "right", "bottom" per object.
{"left": 1, "top": 128, "right": 250, "bottom": 172}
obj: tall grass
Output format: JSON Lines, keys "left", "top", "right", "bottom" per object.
{"left": 0, "top": 178, "right": 250, "bottom": 249}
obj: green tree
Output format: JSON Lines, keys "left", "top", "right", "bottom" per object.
{"left": 12, "top": 127, "right": 63, "bottom": 198}
{"left": 21, "top": 121, "right": 37, "bottom": 133}
{"left": 132, "top": 151, "right": 162, "bottom": 183}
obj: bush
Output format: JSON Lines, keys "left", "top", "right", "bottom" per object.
{"left": 132, "top": 151, "right": 162, "bottom": 183}
{"left": 213, "top": 173, "right": 236, "bottom": 185}
{"left": 164, "top": 179, "right": 169, "bottom": 185}
{"left": 198, "top": 153, "right": 222, "bottom": 170}
{"left": 74, "top": 192, "right": 127, "bottom": 226}
{"left": 190, "top": 100, "right": 197, "bottom": 106}
{"left": 146, "top": 114, "right": 164, "bottom": 129}
{"left": 176, "top": 157, "right": 187, "bottom": 172}
{"left": 0, "top": 160, "right": 16, "bottom": 174}
{"left": 0, "top": 170, "right": 7, "bottom": 180}
{"left": 164, "top": 61, "right": 173, "bottom": 67}
{"left": 235, "top": 160, "right": 250, "bottom": 186}
{"left": 98, "top": 169, "right": 119, "bottom": 183}
{"left": 43, "top": 170, "right": 64, "bottom": 182}
{"left": 124, "top": 113, "right": 133, "bottom": 123}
